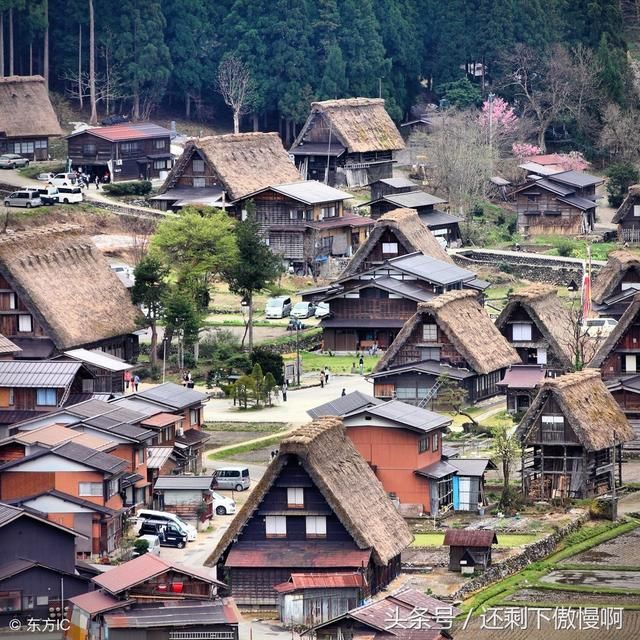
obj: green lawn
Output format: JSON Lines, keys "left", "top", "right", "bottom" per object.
{"left": 203, "top": 421, "right": 287, "bottom": 433}
{"left": 412, "top": 532, "right": 541, "bottom": 547}
{"left": 283, "top": 350, "right": 381, "bottom": 374}
{"left": 533, "top": 235, "right": 620, "bottom": 261}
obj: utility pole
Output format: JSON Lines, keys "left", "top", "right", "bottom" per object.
{"left": 295, "top": 321, "right": 301, "bottom": 386}
{"left": 488, "top": 92, "right": 495, "bottom": 156}
{"left": 162, "top": 337, "right": 167, "bottom": 384}
{"left": 612, "top": 429, "right": 618, "bottom": 521}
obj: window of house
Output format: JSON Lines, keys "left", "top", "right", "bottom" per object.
{"left": 432, "top": 432, "right": 439, "bottom": 452}
{"left": 36, "top": 388, "right": 56, "bottom": 406}
{"left": 422, "top": 323, "right": 438, "bottom": 342}
{"left": 382, "top": 242, "right": 398, "bottom": 254}
{"left": 138, "top": 448, "right": 146, "bottom": 465}
{"left": 0, "top": 592, "right": 21, "bottom": 612}
{"left": 265, "top": 515, "right": 287, "bottom": 538}
{"left": 537, "top": 348, "right": 547, "bottom": 365}
{"left": 153, "top": 159, "right": 166, "bottom": 170}
{"left": 82, "top": 143, "right": 96, "bottom": 156}
{"left": 418, "top": 435, "right": 430, "bottom": 453}
{"left": 542, "top": 415, "right": 564, "bottom": 427}
{"left": 527, "top": 195, "right": 538, "bottom": 202}
{"left": 192, "top": 177, "right": 205, "bottom": 188}
{"left": 287, "top": 487, "right": 304, "bottom": 508}
{"left": 395, "top": 386, "right": 416, "bottom": 400}
{"left": 8, "top": 293, "right": 16, "bottom": 309}
{"left": 512, "top": 322, "right": 532, "bottom": 341}
{"left": 18, "top": 314, "right": 32, "bottom": 332}
{"left": 306, "top": 516, "right": 327, "bottom": 539}
{"left": 420, "top": 347, "right": 440, "bottom": 361}
{"left": 320, "top": 205, "right": 336, "bottom": 219}
{"left": 192, "top": 159, "right": 205, "bottom": 172}
{"left": 634, "top": 205, "right": 640, "bottom": 217}
{"left": 190, "top": 408, "right": 200, "bottom": 425}
{"left": 154, "top": 139, "right": 167, "bottom": 150}
{"left": 13, "top": 141, "right": 34, "bottom": 154}
{"left": 120, "top": 142, "right": 139, "bottom": 153}
{"left": 0, "top": 388, "right": 14, "bottom": 407}
{"left": 626, "top": 354, "right": 637, "bottom": 373}
{"left": 107, "top": 478, "right": 119, "bottom": 498}
{"left": 78, "top": 482, "right": 103, "bottom": 497}
{"left": 23, "top": 595, "right": 35, "bottom": 610}
{"left": 35, "top": 140, "right": 47, "bottom": 149}
{"left": 621, "top": 282, "right": 640, "bottom": 291}
{"left": 82, "top": 378, "right": 94, "bottom": 393}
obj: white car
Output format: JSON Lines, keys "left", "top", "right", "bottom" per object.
{"left": 582, "top": 317, "right": 618, "bottom": 337}
{"left": 212, "top": 491, "right": 236, "bottom": 515}
{"left": 135, "top": 534, "right": 161, "bottom": 556}
{"left": 37, "top": 172, "right": 55, "bottom": 182}
{"left": 291, "top": 301, "right": 316, "bottom": 319}
{"left": 315, "top": 302, "right": 330, "bottom": 318}
{"left": 48, "top": 172, "right": 78, "bottom": 187}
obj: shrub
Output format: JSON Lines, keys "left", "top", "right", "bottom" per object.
{"left": 606, "top": 162, "right": 639, "bottom": 208}
{"left": 251, "top": 347, "right": 284, "bottom": 386}
{"left": 102, "top": 180, "right": 152, "bottom": 197}
{"left": 555, "top": 238, "right": 575, "bottom": 257}
{"left": 133, "top": 538, "right": 149, "bottom": 556}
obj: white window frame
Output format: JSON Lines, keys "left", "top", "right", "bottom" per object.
{"left": 626, "top": 354, "right": 637, "bottom": 373}
{"left": 422, "top": 323, "right": 438, "bottom": 342}
{"left": 36, "top": 388, "right": 56, "bottom": 406}
{"left": 287, "top": 487, "right": 304, "bottom": 508}
{"left": 541, "top": 415, "right": 565, "bottom": 426}
{"left": 621, "top": 282, "right": 640, "bottom": 291}
{"left": 8, "top": 293, "right": 16, "bottom": 310}
{"left": 192, "top": 159, "right": 205, "bottom": 173}
{"left": 634, "top": 205, "right": 640, "bottom": 217}
{"left": 18, "top": 314, "right": 32, "bottom": 333}
{"left": 382, "top": 242, "right": 398, "bottom": 254}
{"left": 78, "top": 482, "right": 103, "bottom": 497}
{"left": 512, "top": 322, "right": 532, "bottom": 341}
{"left": 537, "top": 348, "right": 547, "bottom": 365}
{"left": 265, "top": 515, "right": 286, "bottom": 538}
{"left": 192, "top": 177, "right": 205, "bottom": 188}
{"left": 306, "top": 516, "right": 327, "bottom": 539}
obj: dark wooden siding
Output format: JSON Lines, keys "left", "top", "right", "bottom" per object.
{"left": 329, "top": 295, "right": 417, "bottom": 321}
{"left": 516, "top": 186, "right": 589, "bottom": 236}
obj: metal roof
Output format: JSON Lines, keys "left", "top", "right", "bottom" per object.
{"left": 549, "top": 170, "right": 603, "bottom": 188}
{"left": 324, "top": 276, "right": 434, "bottom": 303}
{"left": 176, "top": 428, "right": 210, "bottom": 446}
{"left": 135, "top": 382, "right": 207, "bottom": 410}
{"left": 522, "top": 177, "right": 574, "bottom": 197}
{"left": 69, "top": 122, "right": 172, "bottom": 142}
{"left": 146, "top": 447, "right": 174, "bottom": 469}
{"left": 387, "top": 252, "right": 475, "bottom": 285}
{"left": 9, "top": 490, "right": 117, "bottom": 515}
{"left": 274, "top": 572, "right": 363, "bottom": 593}
{"left": 344, "top": 399, "right": 451, "bottom": 433}
{"left": 52, "top": 442, "right": 128, "bottom": 474}
{"left": 321, "top": 318, "right": 406, "bottom": 329}
{"left": 290, "top": 142, "right": 346, "bottom": 157}
{"left": 68, "top": 590, "right": 126, "bottom": 616}
{"left": 443, "top": 529, "right": 497, "bottom": 547}
{"left": 108, "top": 396, "right": 167, "bottom": 418}
{"left": 518, "top": 162, "right": 563, "bottom": 176}
{"left": 557, "top": 194, "right": 597, "bottom": 211}
{"left": 313, "top": 213, "right": 373, "bottom": 230}
{"left": 0, "top": 360, "right": 84, "bottom": 388}
{"left": 16, "top": 424, "right": 115, "bottom": 450}
{"left": 375, "top": 177, "right": 417, "bottom": 188}
{"left": 308, "top": 390, "right": 382, "bottom": 420}
{"left": 369, "top": 360, "right": 475, "bottom": 380}
{"left": 154, "top": 475, "right": 214, "bottom": 491}
{"left": 447, "top": 458, "right": 492, "bottom": 477}
{"left": 497, "top": 365, "right": 546, "bottom": 389}
{"left": 0, "top": 334, "right": 21, "bottom": 354}
{"left": 270, "top": 181, "right": 352, "bottom": 204}
{"left": 63, "top": 349, "right": 133, "bottom": 372}
{"left": 141, "top": 412, "right": 183, "bottom": 428}
{"left": 0, "top": 500, "right": 90, "bottom": 535}
{"left": 419, "top": 210, "right": 464, "bottom": 227}
{"left": 383, "top": 190, "right": 446, "bottom": 208}
{"left": 415, "top": 459, "right": 459, "bottom": 479}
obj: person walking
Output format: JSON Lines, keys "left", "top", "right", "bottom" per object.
{"left": 320, "top": 372, "right": 325, "bottom": 388}
{"left": 341, "top": 388, "right": 346, "bottom": 397}
{"left": 124, "top": 370, "right": 132, "bottom": 392}
{"left": 94, "top": 175, "right": 100, "bottom": 190}
{"left": 324, "top": 367, "right": 330, "bottom": 384}
{"left": 133, "top": 374, "right": 140, "bottom": 392}
{"left": 359, "top": 356, "right": 364, "bottom": 375}
{"left": 282, "top": 381, "right": 288, "bottom": 402}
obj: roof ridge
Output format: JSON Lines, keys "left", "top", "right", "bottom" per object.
{"left": 0, "top": 224, "right": 83, "bottom": 245}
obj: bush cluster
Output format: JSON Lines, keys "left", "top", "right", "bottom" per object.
{"left": 102, "top": 181, "right": 152, "bottom": 196}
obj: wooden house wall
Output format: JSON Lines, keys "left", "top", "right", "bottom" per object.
{"left": 370, "top": 201, "right": 396, "bottom": 220}
{"left": 370, "top": 182, "right": 414, "bottom": 201}
{"left": 0, "top": 136, "right": 50, "bottom": 161}
{"left": 175, "top": 149, "right": 222, "bottom": 189}
{"left": 515, "top": 188, "right": 586, "bottom": 236}
{"left": 328, "top": 294, "right": 417, "bottom": 321}
{"left": 611, "top": 388, "right": 640, "bottom": 415}
{"left": 599, "top": 321, "right": 640, "bottom": 378}
{"left": 364, "top": 229, "right": 413, "bottom": 267}
{"left": 526, "top": 396, "right": 580, "bottom": 445}
{"left": 373, "top": 371, "right": 477, "bottom": 404}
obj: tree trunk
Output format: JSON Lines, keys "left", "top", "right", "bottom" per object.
{"left": 88, "top": 0, "right": 97, "bottom": 125}
{"left": 537, "top": 126, "right": 546, "bottom": 153}
{"left": 78, "top": 24, "right": 83, "bottom": 109}
{"left": 0, "top": 13, "right": 4, "bottom": 77}
{"left": 252, "top": 113, "right": 259, "bottom": 131}
{"left": 248, "top": 294, "right": 254, "bottom": 353}
{"left": 149, "top": 321, "right": 158, "bottom": 368}
{"left": 233, "top": 109, "right": 240, "bottom": 134}
{"left": 133, "top": 91, "right": 140, "bottom": 120}
{"left": 43, "top": 0, "right": 49, "bottom": 87}
{"left": 8, "top": 7, "right": 13, "bottom": 76}
{"left": 185, "top": 93, "right": 191, "bottom": 119}
{"left": 503, "top": 460, "right": 509, "bottom": 492}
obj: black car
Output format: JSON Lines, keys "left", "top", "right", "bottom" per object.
{"left": 138, "top": 519, "right": 187, "bottom": 548}
{"left": 101, "top": 114, "right": 128, "bottom": 126}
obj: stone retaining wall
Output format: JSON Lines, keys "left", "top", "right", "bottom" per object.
{"left": 453, "top": 250, "right": 603, "bottom": 287}
{"left": 263, "top": 330, "right": 322, "bottom": 355}
{"left": 449, "top": 512, "right": 590, "bottom": 601}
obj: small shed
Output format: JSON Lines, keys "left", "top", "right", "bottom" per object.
{"left": 153, "top": 475, "right": 215, "bottom": 520}
{"left": 443, "top": 529, "right": 497, "bottom": 573}
{"left": 274, "top": 572, "right": 363, "bottom": 627}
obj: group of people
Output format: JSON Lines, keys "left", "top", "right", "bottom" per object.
{"left": 181, "top": 371, "right": 195, "bottom": 389}
{"left": 319, "top": 366, "right": 331, "bottom": 388}
{"left": 75, "top": 170, "right": 111, "bottom": 190}
{"left": 123, "top": 370, "right": 140, "bottom": 392}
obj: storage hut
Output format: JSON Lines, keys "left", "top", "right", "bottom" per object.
{"left": 443, "top": 529, "right": 497, "bottom": 573}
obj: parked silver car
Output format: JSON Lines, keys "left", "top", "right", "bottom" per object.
{"left": 4, "top": 189, "right": 42, "bottom": 208}
{"left": 0, "top": 153, "right": 29, "bottom": 169}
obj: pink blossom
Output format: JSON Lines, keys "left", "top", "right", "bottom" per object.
{"left": 512, "top": 143, "right": 542, "bottom": 159}
{"left": 478, "top": 97, "right": 518, "bottom": 132}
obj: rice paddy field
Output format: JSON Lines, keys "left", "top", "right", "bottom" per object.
{"left": 412, "top": 532, "right": 542, "bottom": 547}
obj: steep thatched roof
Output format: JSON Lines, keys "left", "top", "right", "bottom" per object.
{"left": 375, "top": 290, "right": 520, "bottom": 375}
{"left": 612, "top": 184, "right": 640, "bottom": 224}
{"left": 0, "top": 76, "right": 62, "bottom": 138}
{"left": 161, "top": 133, "right": 302, "bottom": 202}
{"left": 495, "top": 284, "right": 574, "bottom": 369}
{"left": 292, "top": 98, "right": 404, "bottom": 154}
{"left": 341, "top": 208, "right": 452, "bottom": 278}
{"left": 590, "top": 292, "right": 640, "bottom": 368}
{"left": 515, "top": 370, "right": 634, "bottom": 450}
{"left": 0, "top": 225, "right": 140, "bottom": 350}
{"left": 592, "top": 250, "right": 640, "bottom": 305}
{"left": 204, "top": 417, "right": 412, "bottom": 568}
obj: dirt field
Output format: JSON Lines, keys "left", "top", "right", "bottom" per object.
{"left": 504, "top": 588, "right": 640, "bottom": 606}
{"left": 564, "top": 528, "right": 640, "bottom": 567}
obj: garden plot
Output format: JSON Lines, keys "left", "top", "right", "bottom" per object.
{"left": 562, "top": 527, "right": 640, "bottom": 567}
{"left": 504, "top": 588, "right": 640, "bottom": 607}
{"left": 539, "top": 569, "right": 640, "bottom": 591}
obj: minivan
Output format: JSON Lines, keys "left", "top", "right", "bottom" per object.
{"left": 139, "top": 520, "right": 187, "bottom": 548}
{"left": 57, "top": 186, "right": 83, "bottom": 204}
{"left": 135, "top": 509, "right": 197, "bottom": 541}
{"left": 583, "top": 317, "right": 618, "bottom": 337}
{"left": 4, "top": 190, "right": 42, "bottom": 208}
{"left": 48, "top": 172, "right": 77, "bottom": 187}
{"left": 37, "top": 186, "right": 59, "bottom": 205}
{"left": 265, "top": 296, "right": 292, "bottom": 319}
{"left": 214, "top": 466, "right": 250, "bottom": 491}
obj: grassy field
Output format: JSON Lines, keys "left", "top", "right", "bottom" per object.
{"left": 207, "top": 433, "right": 286, "bottom": 460}
{"left": 203, "top": 421, "right": 287, "bottom": 433}
{"left": 412, "top": 532, "right": 541, "bottom": 547}
{"left": 533, "top": 235, "right": 620, "bottom": 261}
{"left": 283, "top": 350, "right": 381, "bottom": 374}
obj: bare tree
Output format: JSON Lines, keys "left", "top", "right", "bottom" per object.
{"left": 88, "top": 0, "right": 97, "bottom": 125}
{"left": 563, "top": 302, "right": 605, "bottom": 371}
{"left": 567, "top": 44, "right": 603, "bottom": 138}
{"left": 65, "top": 69, "right": 125, "bottom": 113}
{"left": 599, "top": 104, "right": 640, "bottom": 161}
{"left": 217, "top": 56, "right": 254, "bottom": 134}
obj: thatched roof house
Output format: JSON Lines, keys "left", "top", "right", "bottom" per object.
{"left": 159, "top": 132, "right": 302, "bottom": 204}
{"left": 495, "top": 284, "right": 574, "bottom": 371}
{"left": 516, "top": 370, "right": 633, "bottom": 499}
{"left": 612, "top": 185, "right": 640, "bottom": 244}
{"left": 204, "top": 417, "right": 411, "bottom": 607}
{"left": 290, "top": 98, "right": 404, "bottom": 188}
{"left": 0, "top": 76, "right": 63, "bottom": 161}
{"left": 0, "top": 226, "right": 140, "bottom": 357}
{"left": 341, "top": 208, "right": 452, "bottom": 278}
{"left": 591, "top": 250, "right": 640, "bottom": 318}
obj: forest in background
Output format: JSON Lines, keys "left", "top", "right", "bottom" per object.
{"left": 1, "top": 0, "right": 639, "bottom": 153}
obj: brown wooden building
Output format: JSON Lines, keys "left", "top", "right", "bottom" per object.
{"left": 444, "top": 529, "right": 497, "bottom": 573}
{"left": 0, "top": 76, "right": 62, "bottom": 160}
{"left": 0, "top": 225, "right": 140, "bottom": 362}
{"left": 66, "top": 122, "right": 173, "bottom": 182}
{"left": 513, "top": 171, "right": 602, "bottom": 238}
{"left": 371, "top": 291, "right": 520, "bottom": 405}
{"left": 495, "top": 284, "right": 575, "bottom": 373}
{"left": 290, "top": 98, "right": 405, "bottom": 188}
{"left": 592, "top": 250, "right": 640, "bottom": 318}
{"left": 204, "top": 417, "right": 412, "bottom": 609}
{"left": 516, "top": 370, "right": 633, "bottom": 500}
{"left": 612, "top": 184, "right": 640, "bottom": 244}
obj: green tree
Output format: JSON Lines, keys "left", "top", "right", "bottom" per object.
{"left": 163, "top": 289, "right": 201, "bottom": 370}
{"left": 492, "top": 424, "right": 521, "bottom": 509}
{"left": 606, "top": 162, "right": 640, "bottom": 208}
{"left": 131, "top": 255, "right": 168, "bottom": 369}
{"left": 318, "top": 44, "right": 347, "bottom": 100}
{"left": 597, "top": 33, "right": 628, "bottom": 106}
{"left": 436, "top": 77, "right": 482, "bottom": 109}
{"left": 221, "top": 204, "right": 282, "bottom": 352}
{"left": 250, "top": 347, "right": 284, "bottom": 386}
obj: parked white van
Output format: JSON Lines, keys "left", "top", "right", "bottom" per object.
{"left": 57, "top": 186, "right": 83, "bottom": 204}
{"left": 37, "top": 186, "right": 60, "bottom": 205}
{"left": 214, "top": 466, "right": 251, "bottom": 491}
{"left": 265, "top": 296, "right": 292, "bottom": 319}
{"left": 134, "top": 509, "right": 197, "bottom": 541}
{"left": 48, "top": 172, "right": 78, "bottom": 187}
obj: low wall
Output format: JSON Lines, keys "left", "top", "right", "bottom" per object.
{"left": 449, "top": 512, "right": 590, "bottom": 601}
{"left": 453, "top": 250, "right": 604, "bottom": 287}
